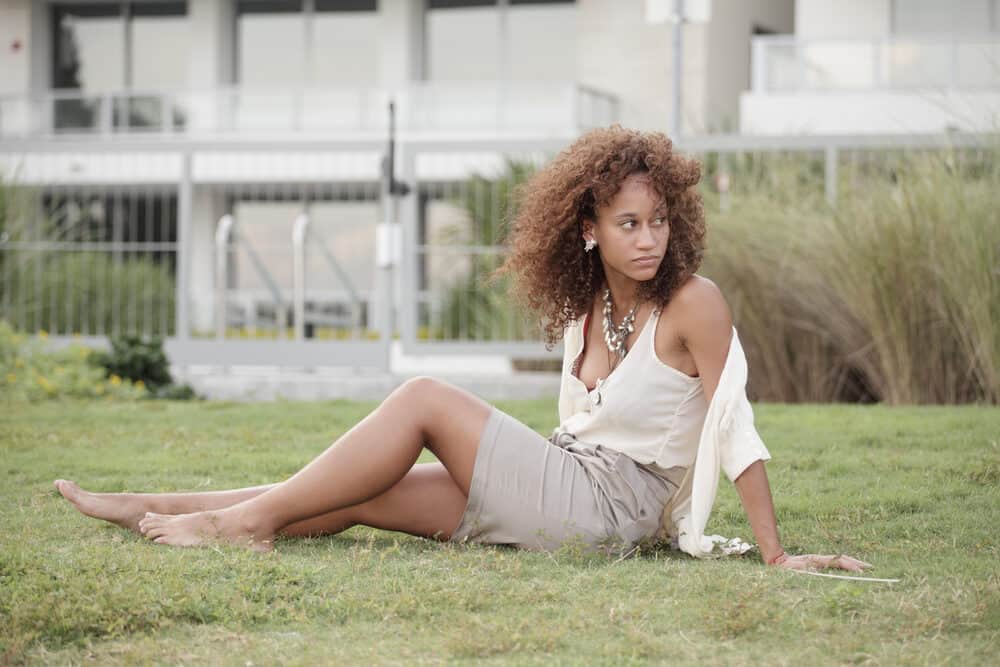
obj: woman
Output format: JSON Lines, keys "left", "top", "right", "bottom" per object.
{"left": 55, "top": 126, "right": 868, "bottom": 572}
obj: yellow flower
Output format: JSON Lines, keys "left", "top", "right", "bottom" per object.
{"left": 6, "top": 373, "right": 15, "bottom": 384}
{"left": 135, "top": 380, "right": 145, "bottom": 390}
{"left": 38, "top": 330, "right": 49, "bottom": 340}
{"left": 14, "top": 358, "right": 24, "bottom": 368}
{"left": 109, "top": 374, "right": 122, "bottom": 386}
{"left": 37, "top": 376, "right": 55, "bottom": 394}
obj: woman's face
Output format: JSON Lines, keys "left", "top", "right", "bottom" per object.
{"left": 583, "top": 172, "right": 669, "bottom": 286}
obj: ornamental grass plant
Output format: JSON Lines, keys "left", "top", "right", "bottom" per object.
{"left": 703, "top": 144, "right": 1000, "bottom": 404}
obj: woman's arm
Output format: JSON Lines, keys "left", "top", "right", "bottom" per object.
{"left": 671, "top": 277, "right": 871, "bottom": 571}
{"left": 732, "top": 460, "right": 783, "bottom": 563}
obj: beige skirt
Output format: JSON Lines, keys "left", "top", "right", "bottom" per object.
{"left": 450, "top": 408, "right": 685, "bottom": 554}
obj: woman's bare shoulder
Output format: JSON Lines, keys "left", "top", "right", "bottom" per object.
{"left": 661, "top": 275, "right": 733, "bottom": 344}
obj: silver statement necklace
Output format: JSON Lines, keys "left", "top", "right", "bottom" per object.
{"left": 602, "top": 289, "right": 637, "bottom": 362}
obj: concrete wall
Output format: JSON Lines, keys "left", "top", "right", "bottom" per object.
{"left": 795, "top": 0, "right": 890, "bottom": 39}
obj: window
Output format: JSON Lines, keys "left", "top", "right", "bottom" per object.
{"left": 426, "top": 0, "right": 575, "bottom": 81}
{"left": 236, "top": 0, "right": 378, "bottom": 87}
{"left": 51, "top": 2, "right": 190, "bottom": 131}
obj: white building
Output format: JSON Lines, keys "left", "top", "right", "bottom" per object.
{"left": 0, "top": 1, "right": 793, "bottom": 351}
{"left": 741, "top": 0, "right": 1000, "bottom": 134}
{"left": 0, "top": 0, "right": 794, "bottom": 137}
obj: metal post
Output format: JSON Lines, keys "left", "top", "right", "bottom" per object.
{"left": 291, "top": 211, "right": 309, "bottom": 341}
{"left": 825, "top": 145, "right": 838, "bottom": 207}
{"left": 175, "top": 151, "right": 192, "bottom": 340}
{"left": 398, "top": 144, "right": 418, "bottom": 349}
{"left": 671, "top": 0, "right": 684, "bottom": 138}
{"left": 498, "top": 0, "right": 510, "bottom": 131}
{"left": 214, "top": 213, "right": 235, "bottom": 339}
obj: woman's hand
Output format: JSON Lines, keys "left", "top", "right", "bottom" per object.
{"left": 769, "top": 551, "right": 872, "bottom": 572}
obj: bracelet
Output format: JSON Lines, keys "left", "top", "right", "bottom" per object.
{"left": 766, "top": 549, "right": 787, "bottom": 566}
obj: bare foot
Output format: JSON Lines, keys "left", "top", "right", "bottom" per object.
{"left": 138, "top": 509, "right": 275, "bottom": 552}
{"left": 53, "top": 479, "right": 149, "bottom": 533}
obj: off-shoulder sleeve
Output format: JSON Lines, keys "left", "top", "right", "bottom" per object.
{"left": 719, "top": 393, "right": 771, "bottom": 482}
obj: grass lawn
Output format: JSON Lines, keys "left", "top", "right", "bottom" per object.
{"left": 2, "top": 399, "right": 998, "bottom": 665}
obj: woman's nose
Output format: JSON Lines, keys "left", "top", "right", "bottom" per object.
{"left": 637, "top": 224, "right": 657, "bottom": 248}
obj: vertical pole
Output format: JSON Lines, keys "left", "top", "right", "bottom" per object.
{"left": 375, "top": 102, "right": 399, "bottom": 370}
{"left": 825, "top": 145, "right": 838, "bottom": 207}
{"left": 671, "top": 0, "right": 684, "bottom": 138}
{"left": 176, "top": 151, "right": 192, "bottom": 339}
{"left": 398, "top": 144, "right": 418, "bottom": 350}
{"left": 214, "top": 214, "right": 235, "bottom": 339}
{"left": 292, "top": 211, "right": 309, "bottom": 341}
{"left": 498, "top": 0, "right": 510, "bottom": 131}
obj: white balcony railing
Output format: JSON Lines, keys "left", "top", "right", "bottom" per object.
{"left": 0, "top": 82, "right": 619, "bottom": 139}
{"left": 752, "top": 35, "right": 1000, "bottom": 93}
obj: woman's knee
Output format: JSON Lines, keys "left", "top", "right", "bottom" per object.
{"left": 390, "top": 376, "right": 446, "bottom": 411}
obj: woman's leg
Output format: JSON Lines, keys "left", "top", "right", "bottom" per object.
{"left": 56, "top": 462, "right": 467, "bottom": 541}
{"left": 53, "top": 480, "right": 278, "bottom": 533}
{"left": 138, "top": 377, "right": 490, "bottom": 550}
{"left": 278, "top": 462, "right": 468, "bottom": 541}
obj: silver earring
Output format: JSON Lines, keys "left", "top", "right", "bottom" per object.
{"left": 584, "top": 238, "right": 596, "bottom": 252}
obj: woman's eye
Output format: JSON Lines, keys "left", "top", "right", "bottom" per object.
{"left": 652, "top": 217, "right": 665, "bottom": 226}
{"left": 621, "top": 220, "right": 636, "bottom": 229}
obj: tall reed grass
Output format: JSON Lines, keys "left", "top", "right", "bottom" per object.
{"left": 703, "top": 145, "right": 999, "bottom": 404}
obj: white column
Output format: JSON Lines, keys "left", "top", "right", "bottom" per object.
{"left": 189, "top": 186, "right": 225, "bottom": 335}
{"left": 379, "top": 0, "right": 426, "bottom": 87}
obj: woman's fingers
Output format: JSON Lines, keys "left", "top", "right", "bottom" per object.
{"left": 777, "top": 554, "right": 873, "bottom": 572}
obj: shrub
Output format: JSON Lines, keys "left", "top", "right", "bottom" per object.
{"left": 91, "top": 335, "right": 198, "bottom": 400}
{"left": 0, "top": 320, "right": 146, "bottom": 401}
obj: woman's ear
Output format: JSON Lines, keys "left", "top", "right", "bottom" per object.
{"left": 581, "top": 219, "right": 595, "bottom": 243}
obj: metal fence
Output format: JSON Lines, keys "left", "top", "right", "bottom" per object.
{"left": 0, "top": 131, "right": 992, "bottom": 369}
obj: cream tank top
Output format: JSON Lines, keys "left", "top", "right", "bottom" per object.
{"left": 554, "top": 309, "right": 708, "bottom": 470}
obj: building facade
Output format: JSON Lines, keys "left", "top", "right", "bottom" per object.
{"left": 741, "top": 0, "right": 1000, "bottom": 134}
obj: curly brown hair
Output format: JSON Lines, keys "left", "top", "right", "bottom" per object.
{"left": 497, "top": 125, "right": 706, "bottom": 344}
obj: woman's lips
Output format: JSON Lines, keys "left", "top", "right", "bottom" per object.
{"left": 633, "top": 256, "right": 660, "bottom": 266}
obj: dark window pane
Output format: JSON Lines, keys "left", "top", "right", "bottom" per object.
{"left": 236, "top": 0, "right": 304, "bottom": 14}
{"left": 429, "top": 0, "right": 496, "bottom": 9}
{"left": 51, "top": 3, "right": 121, "bottom": 19}
{"left": 315, "top": 0, "right": 377, "bottom": 11}
{"left": 129, "top": 2, "right": 188, "bottom": 17}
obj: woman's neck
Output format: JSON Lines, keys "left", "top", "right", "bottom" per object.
{"left": 603, "top": 275, "right": 641, "bottom": 316}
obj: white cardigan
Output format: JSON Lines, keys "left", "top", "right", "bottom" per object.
{"left": 658, "top": 327, "right": 772, "bottom": 558}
